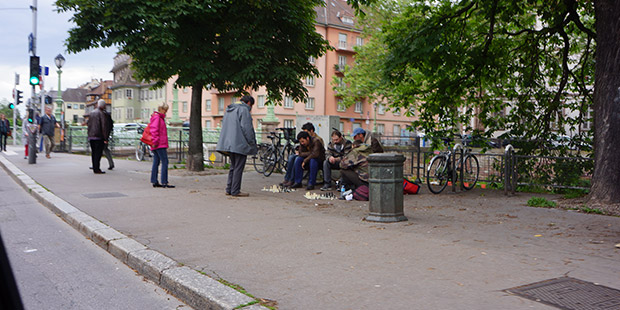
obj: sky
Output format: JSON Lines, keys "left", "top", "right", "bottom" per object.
{"left": 0, "top": 0, "right": 118, "bottom": 115}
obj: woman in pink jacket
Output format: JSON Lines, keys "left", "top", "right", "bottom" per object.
{"left": 149, "top": 103, "right": 174, "bottom": 188}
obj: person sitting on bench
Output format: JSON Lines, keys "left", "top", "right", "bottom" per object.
{"left": 321, "top": 130, "right": 352, "bottom": 191}
{"left": 290, "top": 131, "right": 325, "bottom": 190}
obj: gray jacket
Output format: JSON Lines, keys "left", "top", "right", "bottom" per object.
{"left": 216, "top": 103, "right": 257, "bottom": 156}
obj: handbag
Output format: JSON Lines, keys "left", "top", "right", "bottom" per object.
{"left": 140, "top": 124, "right": 153, "bottom": 146}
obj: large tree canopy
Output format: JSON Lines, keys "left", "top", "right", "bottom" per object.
{"left": 56, "top": 0, "right": 329, "bottom": 170}
{"left": 345, "top": 0, "right": 619, "bottom": 204}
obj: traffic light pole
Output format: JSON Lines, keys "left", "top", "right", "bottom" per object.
{"left": 28, "top": 0, "right": 37, "bottom": 164}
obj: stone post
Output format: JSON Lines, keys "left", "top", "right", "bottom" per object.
{"left": 365, "top": 153, "right": 407, "bottom": 223}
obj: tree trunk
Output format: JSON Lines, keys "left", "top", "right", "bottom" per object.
{"left": 589, "top": 0, "right": 620, "bottom": 204}
{"left": 186, "top": 82, "right": 204, "bottom": 171}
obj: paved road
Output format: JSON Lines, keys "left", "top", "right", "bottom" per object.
{"left": 1, "top": 147, "right": 619, "bottom": 310}
{"left": 0, "top": 171, "right": 188, "bottom": 310}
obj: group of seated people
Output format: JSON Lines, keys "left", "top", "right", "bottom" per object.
{"left": 279, "top": 122, "right": 384, "bottom": 191}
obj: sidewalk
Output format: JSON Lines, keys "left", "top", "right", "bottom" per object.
{"left": 2, "top": 147, "right": 619, "bottom": 310}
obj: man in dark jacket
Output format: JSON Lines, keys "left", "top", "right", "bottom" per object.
{"left": 87, "top": 100, "right": 110, "bottom": 174}
{"left": 102, "top": 109, "right": 115, "bottom": 170}
{"left": 321, "top": 130, "right": 353, "bottom": 191}
{"left": 216, "top": 95, "right": 257, "bottom": 197}
{"left": 39, "top": 107, "right": 59, "bottom": 158}
{"left": 291, "top": 131, "right": 325, "bottom": 190}
{"left": 0, "top": 114, "right": 10, "bottom": 152}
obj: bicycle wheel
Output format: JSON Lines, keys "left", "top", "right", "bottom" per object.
{"left": 136, "top": 142, "right": 146, "bottom": 161}
{"left": 427, "top": 155, "right": 450, "bottom": 194}
{"left": 461, "top": 154, "right": 479, "bottom": 190}
{"left": 263, "top": 147, "right": 278, "bottom": 177}
{"left": 252, "top": 144, "right": 268, "bottom": 174}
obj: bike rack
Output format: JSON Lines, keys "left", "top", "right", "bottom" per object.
{"left": 504, "top": 144, "right": 516, "bottom": 196}
{"left": 452, "top": 143, "right": 464, "bottom": 192}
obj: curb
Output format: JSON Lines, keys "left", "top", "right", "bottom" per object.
{"left": 0, "top": 155, "right": 269, "bottom": 310}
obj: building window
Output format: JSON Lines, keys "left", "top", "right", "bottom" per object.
{"left": 305, "top": 76, "right": 315, "bottom": 87}
{"left": 182, "top": 101, "right": 188, "bottom": 113}
{"left": 356, "top": 37, "right": 364, "bottom": 47}
{"left": 283, "top": 119, "right": 294, "bottom": 128}
{"left": 231, "top": 96, "right": 239, "bottom": 105}
{"left": 338, "top": 33, "right": 347, "bottom": 49}
{"left": 337, "top": 77, "right": 345, "bottom": 88}
{"left": 337, "top": 55, "right": 347, "bottom": 71}
{"left": 354, "top": 101, "right": 362, "bottom": 113}
{"left": 378, "top": 104, "right": 386, "bottom": 115}
{"left": 393, "top": 109, "right": 400, "bottom": 116}
{"left": 309, "top": 56, "right": 316, "bottom": 65}
{"left": 127, "top": 107, "right": 134, "bottom": 120}
{"left": 218, "top": 98, "right": 225, "bottom": 112}
{"left": 205, "top": 99, "right": 211, "bottom": 111}
{"left": 339, "top": 122, "right": 344, "bottom": 132}
{"left": 205, "top": 120, "right": 212, "bottom": 129}
{"left": 352, "top": 123, "right": 362, "bottom": 131}
{"left": 305, "top": 97, "right": 315, "bottom": 110}
{"left": 581, "top": 108, "right": 593, "bottom": 131}
{"left": 342, "top": 16, "right": 354, "bottom": 25}
{"left": 284, "top": 96, "right": 294, "bottom": 109}
{"left": 159, "top": 88, "right": 163, "bottom": 98}
{"left": 393, "top": 124, "right": 401, "bottom": 136}
{"left": 377, "top": 124, "right": 385, "bottom": 135}
{"left": 67, "top": 104, "right": 72, "bottom": 109}
{"left": 126, "top": 89, "right": 133, "bottom": 99}
{"left": 80, "top": 104, "right": 85, "bottom": 109}
{"left": 257, "top": 95, "right": 265, "bottom": 108}
{"left": 337, "top": 100, "right": 346, "bottom": 112}
{"left": 183, "top": 87, "right": 189, "bottom": 93}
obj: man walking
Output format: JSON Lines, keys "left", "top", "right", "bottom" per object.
{"left": 102, "top": 108, "right": 115, "bottom": 170}
{"left": 0, "top": 114, "right": 10, "bottom": 152}
{"left": 216, "top": 95, "right": 257, "bottom": 197}
{"left": 39, "top": 107, "right": 59, "bottom": 158}
{"left": 87, "top": 100, "right": 110, "bottom": 174}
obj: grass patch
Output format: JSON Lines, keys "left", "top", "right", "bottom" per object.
{"left": 527, "top": 197, "right": 557, "bottom": 208}
{"left": 218, "top": 279, "right": 277, "bottom": 310}
{"left": 567, "top": 205, "right": 606, "bottom": 215}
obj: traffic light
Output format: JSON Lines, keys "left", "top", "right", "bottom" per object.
{"left": 9, "top": 103, "right": 14, "bottom": 109}
{"left": 44, "top": 95, "right": 52, "bottom": 105}
{"left": 27, "top": 109, "right": 34, "bottom": 123}
{"left": 29, "top": 56, "right": 40, "bottom": 85}
{"left": 15, "top": 90, "right": 23, "bottom": 105}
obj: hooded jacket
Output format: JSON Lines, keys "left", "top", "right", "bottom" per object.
{"left": 216, "top": 103, "right": 257, "bottom": 156}
{"left": 149, "top": 111, "right": 168, "bottom": 150}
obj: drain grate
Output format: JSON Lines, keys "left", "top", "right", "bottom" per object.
{"left": 82, "top": 192, "right": 127, "bottom": 199}
{"left": 505, "top": 277, "right": 620, "bottom": 310}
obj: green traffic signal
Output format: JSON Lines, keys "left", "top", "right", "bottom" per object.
{"left": 29, "top": 75, "right": 40, "bottom": 85}
{"left": 9, "top": 103, "right": 14, "bottom": 109}
{"left": 29, "top": 56, "right": 40, "bottom": 86}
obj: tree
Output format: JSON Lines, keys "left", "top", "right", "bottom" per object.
{"left": 346, "top": 0, "right": 619, "bottom": 204}
{"left": 56, "top": 0, "right": 329, "bottom": 171}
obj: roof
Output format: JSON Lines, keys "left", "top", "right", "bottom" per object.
{"left": 87, "top": 80, "right": 113, "bottom": 96}
{"left": 315, "top": 0, "right": 359, "bottom": 31}
{"left": 62, "top": 88, "right": 89, "bottom": 103}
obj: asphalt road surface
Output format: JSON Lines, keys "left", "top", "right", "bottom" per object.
{"left": 0, "top": 172, "right": 188, "bottom": 310}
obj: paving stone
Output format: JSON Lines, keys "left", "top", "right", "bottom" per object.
{"left": 91, "top": 227, "right": 126, "bottom": 250}
{"left": 127, "top": 249, "right": 178, "bottom": 284}
{"left": 108, "top": 238, "right": 148, "bottom": 263}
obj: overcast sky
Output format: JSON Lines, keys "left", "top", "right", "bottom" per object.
{"left": 0, "top": 0, "right": 118, "bottom": 113}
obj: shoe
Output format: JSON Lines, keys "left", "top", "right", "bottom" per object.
{"left": 89, "top": 167, "right": 93, "bottom": 170}
{"left": 226, "top": 192, "right": 231, "bottom": 195}
{"left": 162, "top": 184, "right": 175, "bottom": 188}
{"left": 320, "top": 184, "right": 332, "bottom": 191}
{"left": 153, "top": 183, "right": 163, "bottom": 188}
{"left": 290, "top": 183, "right": 302, "bottom": 189}
{"left": 306, "top": 185, "right": 315, "bottom": 190}
{"left": 108, "top": 166, "right": 114, "bottom": 170}
{"left": 94, "top": 170, "right": 106, "bottom": 174}
{"left": 232, "top": 192, "right": 249, "bottom": 197}
{"left": 280, "top": 180, "right": 293, "bottom": 187}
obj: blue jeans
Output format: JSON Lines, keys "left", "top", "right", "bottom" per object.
{"left": 151, "top": 148, "right": 169, "bottom": 185}
{"left": 284, "top": 154, "right": 298, "bottom": 182}
{"left": 294, "top": 156, "right": 319, "bottom": 185}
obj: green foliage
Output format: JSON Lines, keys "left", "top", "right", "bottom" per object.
{"left": 527, "top": 197, "right": 557, "bottom": 208}
{"left": 343, "top": 0, "right": 595, "bottom": 151}
{"left": 55, "top": 0, "right": 330, "bottom": 104}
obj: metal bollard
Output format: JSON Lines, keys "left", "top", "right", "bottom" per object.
{"left": 365, "top": 153, "right": 407, "bottom": 223}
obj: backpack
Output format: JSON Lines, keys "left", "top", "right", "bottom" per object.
{"left": 403, "top": 178, "right": 420, "bottom": 195}
{"left": 353, "top": 184, "right": 369, "bottom": 201}
{"left": 140, "top": 123, "right": 153, "bottom": 146}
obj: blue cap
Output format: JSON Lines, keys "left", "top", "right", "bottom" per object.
{"left": 352, "top": 127, "right": 366, "bottom": 137}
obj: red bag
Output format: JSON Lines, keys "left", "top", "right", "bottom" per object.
{"left": 403, "top": 178, "right": 420, "bottom": 195}
{"left": 353, "top": 185, "right": 369, "bottom": 201}
{"left": 140, "top": 124, "right": 153, "bottom": 146}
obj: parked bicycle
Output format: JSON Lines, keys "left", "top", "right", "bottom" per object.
{"left": 135, "top": 125, "right": 153, "bottom": 161}
{"left": 253, "top": 127, "right": 297, "bottom": 177}
{"left": 427, "top": 140, "right": 479, "bottom": 194}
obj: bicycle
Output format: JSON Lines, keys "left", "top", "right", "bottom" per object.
{"left": 252, "top": 142, "right": 271, "bottom": 174}
{"left": 426, "top": 140, "right": 479, "bottom": 194}
{"left": 261, "top": 127, "right": 297, "bottom": 177}
{"left": 135, "top": 125, "right": 153, "bottom": 161}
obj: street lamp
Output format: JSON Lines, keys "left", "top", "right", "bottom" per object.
{"left": 54, "top": 54, "right": 65, "bottom": 150}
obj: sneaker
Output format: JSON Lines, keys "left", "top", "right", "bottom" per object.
{"left": 290, "top": 183, "right": 303, "bottom": 189}
{"left": 232, "top": 192, "right": 250, "bottom": 197}
{"left": 320, "top": 184, "right": 332, "bottom": 191}
{"left": 306, "top": 184, "right": 315, "bottom": 190}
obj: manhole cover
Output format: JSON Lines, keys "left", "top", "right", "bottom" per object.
{"left": 82, "top": 192, "right": 127, "bottom": 199}
{"left": 505, "top": 277, "right": 620, "bottom": 310}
